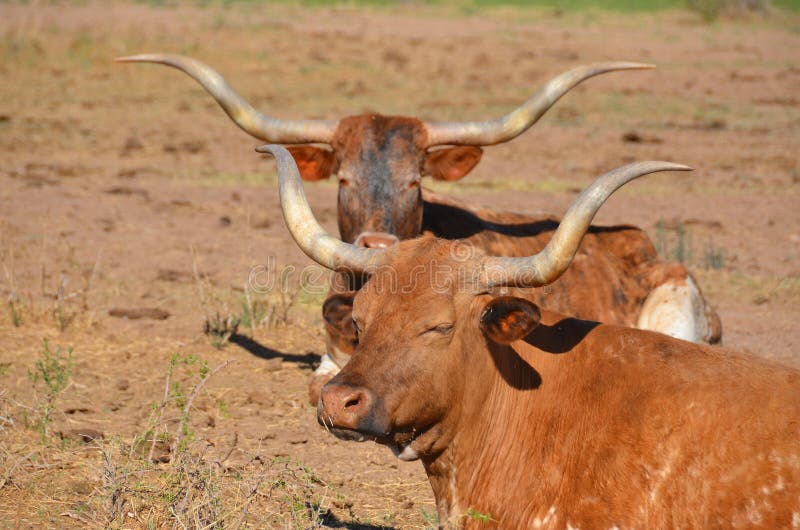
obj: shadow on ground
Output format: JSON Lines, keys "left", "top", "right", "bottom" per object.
{"left": 230, "top": 333, "right": 320, "bottom": 368}
{"left": 321, "top": 510, "right": 398, "bottom": 530}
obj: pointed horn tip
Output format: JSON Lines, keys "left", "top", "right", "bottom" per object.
{"left": 607, "top": 62, "right": 656, "bottom": 71}
{"left": 114, "top": 55, "right": 146, "bottom": 63}
{"left": 662, "top": 163, "right": 693, "bottom": 172}
{"left": 114, "top": 54, "right": 171, "bottom": 64}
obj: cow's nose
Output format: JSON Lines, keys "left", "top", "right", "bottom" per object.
{"left": 318, "top": 383, "right": 379, "bottom": 433}
{"left": 354, "top": 232, "right": 400, "bottom": 249}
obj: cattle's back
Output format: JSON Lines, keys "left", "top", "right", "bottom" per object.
{"left": 463, "top": 321, "right": 800, "bottom": 529}
{"left": 422, "top": 191, "right": 658, "bottom": 325}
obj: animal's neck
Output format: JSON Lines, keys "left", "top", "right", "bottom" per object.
{"left": 424, "top": 315, "right": 587, "bottom": 528}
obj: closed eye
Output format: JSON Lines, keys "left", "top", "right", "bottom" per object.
{"left": 422, "top": 323, "right": 454, "bottom": 336}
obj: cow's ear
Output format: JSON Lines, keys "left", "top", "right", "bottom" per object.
{"left": 423, "top": 146, "right": 483, "bottom": 181}
{"left": 287, "top": 146, "right": 337, "bottom": 181}
{"left": 480, "top": 296, "right": 541, "bottom": 345}
{"left": 322, "top": 293, "right": 357, "bottom": 339}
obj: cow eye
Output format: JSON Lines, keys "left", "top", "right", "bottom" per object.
{"left": 423, "top": 323, "right": 454, "bottom": 336}
{"left": 408, "top": 180, "right": 421, "bottom": 189}
{"left": 339, "top": 178, "right": 350, "bottom": 187}
{"left": 352, "top": 319, "right": 362, "bottom": 336}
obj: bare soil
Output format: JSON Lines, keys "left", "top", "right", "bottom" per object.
{"left": 1, "top": 2, "right": 798, "bottom": 528}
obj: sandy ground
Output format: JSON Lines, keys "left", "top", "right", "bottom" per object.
{"left": 0, "top": 1, "right": 798, "bottom": 528}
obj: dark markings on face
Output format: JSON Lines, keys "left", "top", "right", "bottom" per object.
{"left": 332, "top": 115, "right": 427, "bottom": 243}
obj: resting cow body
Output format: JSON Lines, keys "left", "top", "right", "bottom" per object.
{"left": 266, "top": 145, "right": 800, "bottom": 530}
{"left": 117, "top": 55, "right": 722, "bottom": 402}
{"left": 317, "top": 190, "right": 721, "bottom": 403}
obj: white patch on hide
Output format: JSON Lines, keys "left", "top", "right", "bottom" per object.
{"left": 637, "top": 276, "right": 711, "bottom": 343}
{"left": 314, "top": 353, "right": 341, "bottom": 377}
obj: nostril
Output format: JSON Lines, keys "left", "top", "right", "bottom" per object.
{"left": 345, "top": 397, "right": 360, "bottom": 408}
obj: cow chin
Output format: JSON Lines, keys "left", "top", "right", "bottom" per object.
{"left": 324, "top": 424, "right": 423, "bottom": 461}
{"left": 377, "top": 429, "right": 428, "bottom": 462}
{"left": 388, "top": 438, "right": 420, "bottom": 462}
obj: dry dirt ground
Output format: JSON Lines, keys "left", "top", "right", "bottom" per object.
{"left": 1, "top": 1, "right": 799, "bottom": 528}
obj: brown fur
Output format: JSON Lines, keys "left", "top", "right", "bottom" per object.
{"left": 312, "top": 191, "right": 721, "bottom": 403}
{"left": 321, "top": 238, "right": 800, "bottom": 529}
{"left": 291, "top": 114, "right": 720, "bottom": 404}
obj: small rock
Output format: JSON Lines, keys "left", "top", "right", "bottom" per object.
{"left": 262, "top": 358, "right": 283, "bottom": 372}
{"left": 219, "top": 215, "right": 232, "bottom": 227}
{"left": 64, "top": 407, "right": 91, "bottom": 415}
{"left": 61, "top": 428, "right": 104, "bottom": 444}
{"left": 249, "top": 216, "right": 272, "bottom": 229}
{"left": 246, "top": 390, "right": 272, "bottom": 407}
{"left": 120, "top": 136, "right": 143, "bottom": 155}
{"left": 622, "top": 130, "right": 663, "bottom": 144}
{"left": 622, "top": 130, "right": 643, "bottom": 143}
{"left": 402, "top": 500, "right": 414, "bottom": 510}
{"left": 105, "top": 186, "right": 149, "bottom": 200}
{"left": 116, "top": 379, "right": 130, "bottom": 391}
{"left": 109, "top": 307, "right": 170, "bottom": 320}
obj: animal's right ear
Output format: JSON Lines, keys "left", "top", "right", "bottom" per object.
{"left": 322, "top": 293, "right": 357, "bottom": 339}
{"left": 286, "top": 146, "right": 337, "bottom": 181}
{"left": 423, "top": 146, "right": 483, "bottom": 181}
{"left": 480, "top": 296, "right": 541, "bottom": 345}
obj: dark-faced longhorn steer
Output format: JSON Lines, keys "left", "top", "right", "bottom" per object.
{"left": 117, "top": 55, "right": 721, "bottom": 403}
{"left": 266, "top": 144, "right": 800, "bottom": 530}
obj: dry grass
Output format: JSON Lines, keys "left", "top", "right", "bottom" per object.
{"left": 0, "top": 350, "right": 344, "bottom": 529}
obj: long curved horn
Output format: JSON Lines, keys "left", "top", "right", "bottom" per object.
{"left": 257, "top": 145, "right": 379, "bottom": 272}
{"left": 424, "top": 62, "right": 654, "bottom": 147}
{"left": 115, "top": 54, "right": 337, "bottom": 144}
{"left": 480, "top": 161, "right": 692, "bottom": 288}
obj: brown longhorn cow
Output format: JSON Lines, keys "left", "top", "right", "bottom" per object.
{"left": 266, "top": 144, "right": 800, "bottom": 530}
{"left": 117, "top": 55, "right": 721, "bottom": 403}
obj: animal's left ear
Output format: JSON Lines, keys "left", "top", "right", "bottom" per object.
{"left": 423, "top": 146, "right": 483, "bottom": 181}
{"left": 287, "top": 146, "right": 338, "bottom": 181}
{"left": 480, "top": 296, "right": 541, "bottom": 345}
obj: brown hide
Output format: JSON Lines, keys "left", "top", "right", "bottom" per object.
{"left": 321, "top": 237, "right": 800, "bottom": 529}
{"left": 315, "top": 190, "right": 717, "bottom": 403}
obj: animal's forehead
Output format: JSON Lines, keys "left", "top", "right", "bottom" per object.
{"left": 333, "top": 114, "right": 428, "bottom": 151}
{"left": 356, "top": 238, "right": 486, "bottom": 306}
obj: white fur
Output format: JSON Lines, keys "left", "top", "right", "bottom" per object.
{"left": 637, "top": 276, "right": 712, "bottom": 343}
{"left": 314, "top": 353, "right": 341, "bottom": 377}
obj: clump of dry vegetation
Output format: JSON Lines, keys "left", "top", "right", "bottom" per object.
{"left": 1, "top": 228, "right": 101, "bottom": 332}
{"left": 1, "top": 350, "right": 340, "bottom": 528}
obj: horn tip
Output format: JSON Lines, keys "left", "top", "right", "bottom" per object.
{"left": 114, "top": 54, "right": 171, "bottom": 64}
{"left": 114, "top": 55, "right": 151, "bottom": 63}
{"left": 647, "top": 161, "right": 692, "bottom": 173}
{"left": 615, "top": 62, "right": 656, "bottom": 70}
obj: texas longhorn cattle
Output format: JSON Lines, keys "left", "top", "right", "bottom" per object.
{"left": 116, "top": 55, "right": 721, "bottom": 401}
{"left": 266, "top": 144, "right": 800, "bottom": 530}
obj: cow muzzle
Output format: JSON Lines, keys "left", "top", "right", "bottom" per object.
{"left": 317, "top": 382, "right": 390, "bottom": 441}
{"left": 354, "top": 232, "right": 400, "bottom": 249}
